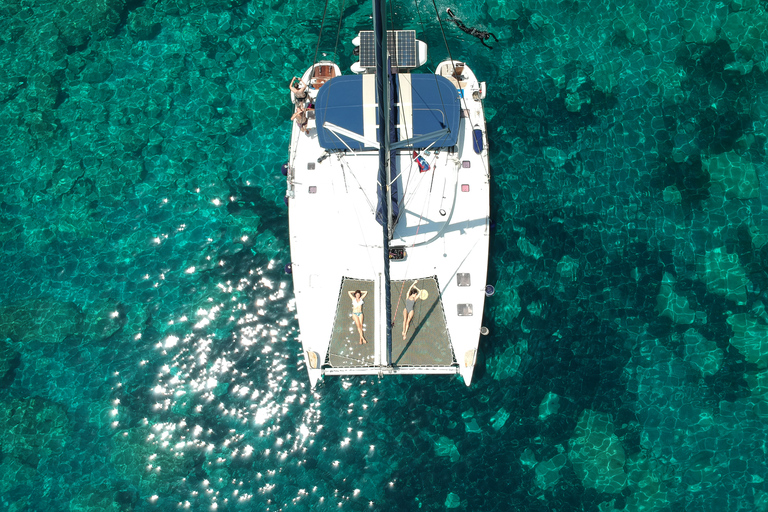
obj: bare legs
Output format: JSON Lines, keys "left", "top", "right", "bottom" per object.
{"left": 402, "top": 309, "right": 415, "bottom": 340}
{"left": 353, "top": 314, "right": 367, "bottom": 344}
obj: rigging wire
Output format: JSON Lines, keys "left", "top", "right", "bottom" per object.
{"left": 311, "top": 0, "right": 332, "bottom": 70}
{"left": 334, "top": 0, "right": 347, "bottom": 57}
{"left": 336, "top": 154, "right": 379, "bottom": 276}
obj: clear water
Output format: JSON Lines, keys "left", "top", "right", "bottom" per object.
{"left": 2, "top": 0, "right": 768, "bottom": 510}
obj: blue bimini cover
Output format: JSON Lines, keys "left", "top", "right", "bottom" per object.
{"left": 315, "top": 75, "right": 371, "bottom": 151}
{"left": 315, "top": 74, "right": 460, "bottom": 151}
{"left": 405, "top": 74, "right": 460, "bottom": 149}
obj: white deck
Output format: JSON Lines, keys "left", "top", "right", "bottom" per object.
{"left": 287, "top": 60, "right": 489, "bottom": 387}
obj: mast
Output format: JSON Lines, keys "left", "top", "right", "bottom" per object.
{"left": 373, "top": 0, "right": 393, "bottom": 365}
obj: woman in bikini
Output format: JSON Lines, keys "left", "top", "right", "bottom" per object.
{"left": 402, "top": 281, "right": 422, "bottom": 340}
{"left": 291, "top": 104, "right": 310, "bottom": 135}
{"left": 289, "top": 76, "right": 309, "bottom": 103}
{"left": 348, "top": 289, "right": 368, "bottom": 344}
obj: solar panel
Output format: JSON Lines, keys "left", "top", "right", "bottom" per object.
{"left": 359, "top": 31, "right": 376, "bottom": 68}
{"left": 358, "top": 30, "right": 417, "bottom": 68}
{"left": 395, "top": 30, "right": 416, "bottom": 68}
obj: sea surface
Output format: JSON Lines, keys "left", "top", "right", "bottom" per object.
{"left": 2, "top": 0, "right": 768, "bottom": 510}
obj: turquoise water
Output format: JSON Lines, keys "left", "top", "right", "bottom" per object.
{"left": 2, "top": 0, "right": 768, "bottom": 510}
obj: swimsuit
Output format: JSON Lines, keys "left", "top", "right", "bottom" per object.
{"left": 405, "top": 298, "right": 415, "bottom": 313}
{"left": 352, "top": 298, "right": 363, "bottom": 317}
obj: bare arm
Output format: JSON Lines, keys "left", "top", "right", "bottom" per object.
{"left": 291, "top": 105, "right": 305, "bottom": 121}
{"left": 361, "top": 291, "right": 368, "bottom": 299}
{"left": 348, "top": 291, "right": 355, "bottom": 300}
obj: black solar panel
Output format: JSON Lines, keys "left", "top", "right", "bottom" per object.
{"left": 359, "top": 31, "right": 376, "bottom": 68}
{"left": 358, "top": 30, "right": 417, "bottom": 68}
{"left": 395, "top": 30, "right": 416, "bottom": 68}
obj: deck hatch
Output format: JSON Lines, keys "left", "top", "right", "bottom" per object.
{"left": 457, "top": 273, "right": 471, "bottom": 286}
{"left": 457, "top": 304, "right": 473, "bottom": 316}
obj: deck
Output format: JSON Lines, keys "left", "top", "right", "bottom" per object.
{"left": 327, "top": 277, "right": 455, "bottom": 368}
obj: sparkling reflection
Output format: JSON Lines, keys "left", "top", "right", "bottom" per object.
{"left": 117, "top": 260, "right": 374, "bottom": 510}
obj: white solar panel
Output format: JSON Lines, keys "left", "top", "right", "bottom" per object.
{"left": 358, "top": 30, "right": 417, "bottom": 68}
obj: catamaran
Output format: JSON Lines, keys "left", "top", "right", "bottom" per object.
{"left": 285, "top": 1, "right": 490, "bottom": 387}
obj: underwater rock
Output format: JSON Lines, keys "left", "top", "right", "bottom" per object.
{"left": 721, "top": 10, "right": 768, "bottom": 59}
{"left": 490, "top": 407, "right": 510, "bottom": 431}
{"left": 70, "top": 483, "right": 122, "bottom": 512}
{"left": 556, "top": 255, "right": 579, "bottom": 282}
{"left": 565, "top": 91, "right": 591, "bottom": 113}
{"left": 696, "top": 248, "right": 748, "bottom": 305}
{"left": 568, "top": 409, "right": 627, "bottom": 493}
{"left": 649, "top": 64, "right": 686, "bottom": 104}
{"left": 662, "top": 185, "right": 682, "bottom": 204}
{"left": 517, "top": 236, "right": 542, "bottom": 259}
{"left": 680, "top": 0, "right": 726, "bottom": 43}
{"left": 83, "top": 300, "right": 124, "bottom": 342}
{"left": 590, "top": 61, "right": 622, "bottom": 94}
{"left": 0, "top": 338, "right": 19, "bottom": 380}
{"left": 520, "top": 447, "right": 537, "bottom": 469}
{"left": 110, "top": 423, "right": 194, "bottom": 496}
{"left": 54, "top": 0, "right": 127, "bottom": 48}
{"left": 488, "top": 339, "right": 527, "bottom": 380}
{"left": 544, "top": 147, "right": 570, "bottom": 169}
{"left": 538, "top": 392, "right": 560, "bottom": 420}
{"left": 434, "top": 436, "right": 460, "bottom": 462}
{"left": 756, "top": 491, "right": 768, "bottom": 512}
{"left": 445, "top": 492, "right": 461, "bottom": 508}
{"left": 703, "top": 151, "right": 760, "bottom": 200}
{"left": 746, "top": 370, "right": 768, "bottom": 399}
{"left": 0, "top": 396, "right": 71, "bottom": 469}
{"left": 127, "top": 6, "right": 161, "bottom": 41}
{"left": 682, "top": 328, "right": 723, "bottom": 376}
{"left": 725, "top": 58, "right": 754, "bottom": 74}
{"left": 0, "top": 298, "right": 83, "bottom": 343}
{"left": 534, "top": 452, "right": 567, "bottom": 490}
{"left": 656, "top": 273, "right": 696, "bottom": 324}
{"left": 612, "top": 7, "right": 647, "bottom": 45}
{"left": 623, "top": 449, "right": 672, "bottom": 512}
{"left": 0, "top": 457, "right": 36, "bottom": 511}
{"left": 726, "top": 313, "right": 768, "bottom": 368}
{"left": 464, "top": 418, "right": 482, "bottom": 433}
{"left": 486, "top": 0, "right": 523, "bottom": 20}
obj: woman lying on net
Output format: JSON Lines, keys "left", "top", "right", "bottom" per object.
{"left": 348, "top": 289, "right": 368, "bottom": 345}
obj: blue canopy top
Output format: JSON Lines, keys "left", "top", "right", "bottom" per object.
{"left": 315, "top": 74, "right": 460, "bottom": 151}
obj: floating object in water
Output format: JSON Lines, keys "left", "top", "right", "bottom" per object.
{"left": 485, "top": 284, "right": 495, "bottom": 297}
{"left": 480, "top": 326, "right": 489, "bottom": 335}
{"left": 281, "top": 163, "right": 289, "bottom": 176}
{"left": 285, "top": 263, "right": 293, "bottom": 274}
